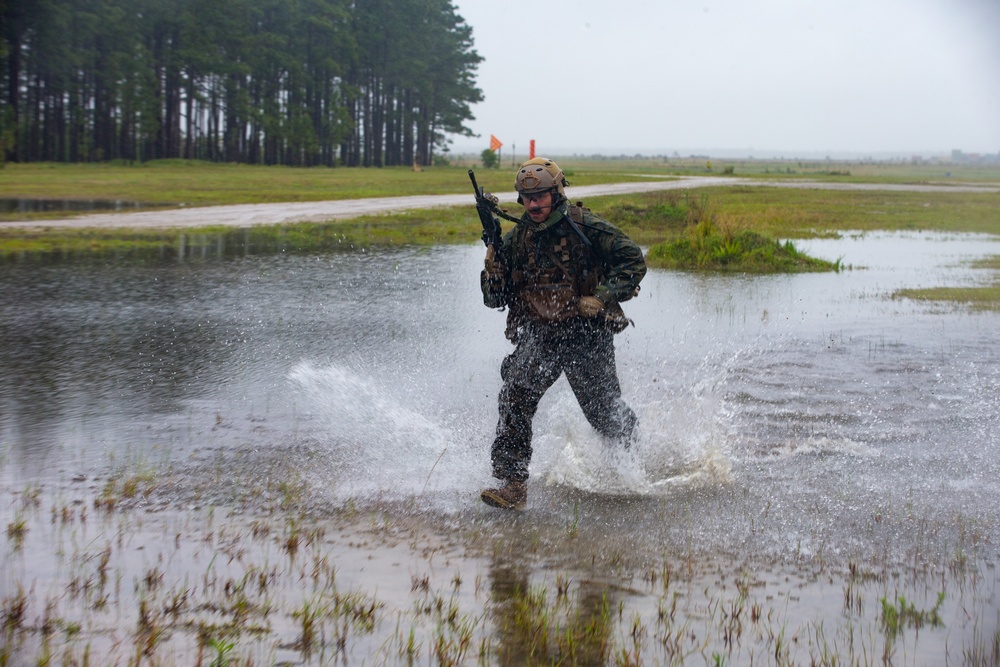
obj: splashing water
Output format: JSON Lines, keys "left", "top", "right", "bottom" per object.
{"left": 292, "top": 356, "right": 734, "bottom": 504}
{"left": 542, "top": 376, "right": 733, "bottom": 496}
{"left": 289, "top": 361, "right": 489, "bottom": 499}
{"left": 1, "top": 236, "right": 997, "bottom": 560}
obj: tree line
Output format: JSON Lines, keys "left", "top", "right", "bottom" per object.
{"left": 0, "top": 0, "right": 483, "bottom": 166}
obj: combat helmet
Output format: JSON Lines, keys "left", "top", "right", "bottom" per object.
{"left": 515, "top": 157, "right": 569, "bottom": 204}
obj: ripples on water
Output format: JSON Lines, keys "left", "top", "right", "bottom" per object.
{"left": 0, "top": 231, "right": 998, "bottom": 565}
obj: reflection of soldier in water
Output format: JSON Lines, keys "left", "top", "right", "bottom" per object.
{"left": 479, "top": 158, "right": 647, "bottom": 510}
{"left": 487, "top": 557, "right": 615, "bottom": 665}
{"left": 487, "top": 560, "right": 533, "bottom": 666}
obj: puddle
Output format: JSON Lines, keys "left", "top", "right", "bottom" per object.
{"left": 1, "top": 231, "right": 998, "bottom": 663}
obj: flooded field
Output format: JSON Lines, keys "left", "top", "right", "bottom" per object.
{"left": 0, "top": 198, "right": 171, "bottom": 215}
{"left": 1, "top": 231, "right": 998, "bottom": 665}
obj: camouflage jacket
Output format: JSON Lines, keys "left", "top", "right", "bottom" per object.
{"left": 480, "top": 200, "right": 646, "bottom": 326}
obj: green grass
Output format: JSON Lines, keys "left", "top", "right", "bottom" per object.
{"left": 615, "top": 190, "right": 840, "bottom": 272}
{"left": 0, "top": 160, "right": 653, "bottom": 212}
{"left": 592, "top": 186, "right": 1000, "bottom": 240}
{"left": 647, "top": 223, "right": 840, "bottom": 273}
{"left": 894, "top": 284, "right": 1000, "bottom": 311}
{"left": 972, "top": 255, "right": 1000, "bottom": 270}
{"left": 651, "top": 158, "right": 1000, "bottom": 183}
{"left": 2, "top": 161, "right": 999, "bottom": 283}
{"left": 3, "top": 159, "right": 997, "bottom": 216}
{"left": 0, "top": 211, "right": 481, "bottom": 260}
{"left": 879, "top": 593, "right": 945, "bottom": 637}
{"left": 891, "top": 255, "right": 1000, "bottom": 312}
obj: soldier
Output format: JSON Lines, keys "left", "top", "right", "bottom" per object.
{"left": 480, "top": 158, "right": 647, "bottom": 509}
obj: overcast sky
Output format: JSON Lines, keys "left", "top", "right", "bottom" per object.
{"left": 447, "top": 0, "right": 1000, "bottom": 157}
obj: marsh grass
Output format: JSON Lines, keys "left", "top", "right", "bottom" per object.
{"left": 648, "top": 224, "right": 837, "bottom": 273}
{"left": 2, "top": 455, "right": 998, "bottom": 666}
{"left": 893, "top": 284, "right": 1000, "bottom": 311}
{"left": 879, "top": 592, "right": 946, "bottom": 637}
{"left": 973, "top": 255, "right": 1000, "bottom": 270}
{"left": 5, "top": 516, "right": 27, "bottom": 544}
{"left": 645, "top": 201, "right": 840, "bottom": 273}
{"left": 893, "top": 254, "right": 1000, "bottom": 312}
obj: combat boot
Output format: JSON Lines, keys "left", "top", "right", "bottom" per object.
{"left": 480, "top": 480, "right": 527, "bottom": 510}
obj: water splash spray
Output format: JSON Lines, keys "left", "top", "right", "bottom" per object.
{"left": 291, "top": 358, "right": 733, "bottom": 504}
{"left": 289, "top": 362, "right": 488, "bottom": 499}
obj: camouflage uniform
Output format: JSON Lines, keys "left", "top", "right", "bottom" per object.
{"left": 481, "top": 200, "right": 646, "bottom": 483}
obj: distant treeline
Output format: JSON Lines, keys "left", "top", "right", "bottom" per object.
{"left": 0, "top": 0, "right": 482, "bottom": 166}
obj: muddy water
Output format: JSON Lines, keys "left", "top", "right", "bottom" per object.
{"left": 1, "top": 231, "right": 998, "bottom": 663}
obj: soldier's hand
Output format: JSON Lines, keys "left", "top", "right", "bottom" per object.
{"left": 484, "top": 254, "right": 505, "bottom": 281}
{"left": 578, "top": 296, "right": 605, "bottom": 318}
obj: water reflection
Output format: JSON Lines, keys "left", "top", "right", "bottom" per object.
{"left": 487, "top": 556, "right": 617, "bottom": 666}
{"left": 0, "top": 198, "right": 170, "bottom": 214}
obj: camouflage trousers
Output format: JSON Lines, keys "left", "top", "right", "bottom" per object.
{"left": 490, "top": 319, "right": 637, "bottom": 483}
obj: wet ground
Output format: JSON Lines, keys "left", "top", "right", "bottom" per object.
{"left": 1, "top": 231, "right": 998, "bottom": 664}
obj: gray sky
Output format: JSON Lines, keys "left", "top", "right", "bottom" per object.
{"left": 448, "top": 0, "right": 1000, "bottom": 157}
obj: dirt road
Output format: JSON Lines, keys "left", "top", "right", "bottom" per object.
{"left": 5, "top": 176, "right": 997, "bottom": 229}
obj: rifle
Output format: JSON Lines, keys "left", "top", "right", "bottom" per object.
{"left": 468, "top": 170, "right": 519, "bottom": 263}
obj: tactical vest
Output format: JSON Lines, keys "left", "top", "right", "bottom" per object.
{"left": 509, "top": 205, "right": 599, "bottom": 323}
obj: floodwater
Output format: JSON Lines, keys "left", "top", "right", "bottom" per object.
{"left": 0, "top": 197, "right": 169, "bottom": 214}
{"left": 1, "top": 231, "right": 998, "bottom": 664}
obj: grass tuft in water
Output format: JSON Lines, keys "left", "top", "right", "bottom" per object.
{"left": 647, "top": 204, "right": 840, "bottom": 273}
{"left": 879, "top": 592, "right": 945, "bottom": 637}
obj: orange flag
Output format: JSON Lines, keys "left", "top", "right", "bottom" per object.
{"left": 489, "top": 135, "right": 503, "bottom": 152}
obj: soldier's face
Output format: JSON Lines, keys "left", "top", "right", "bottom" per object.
{"left": 523, "top": 191, "right": 554, "bottom": 223}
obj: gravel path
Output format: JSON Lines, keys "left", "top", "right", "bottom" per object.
{"left": 4, "top": 176, "right": 997, "bottom": 229}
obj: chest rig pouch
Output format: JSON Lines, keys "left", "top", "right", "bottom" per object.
{"left": 510, "top": 209, "right": 599, "bottom": 323}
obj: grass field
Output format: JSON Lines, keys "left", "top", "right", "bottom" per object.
{"left": 0, "top": 160, "right": 658, "bottom": 209}
{"left": 1, "top": 159, "right": 998, "bottom": 305}
{"left": 2, "top": 158, "right": 998, "bottom": 211}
